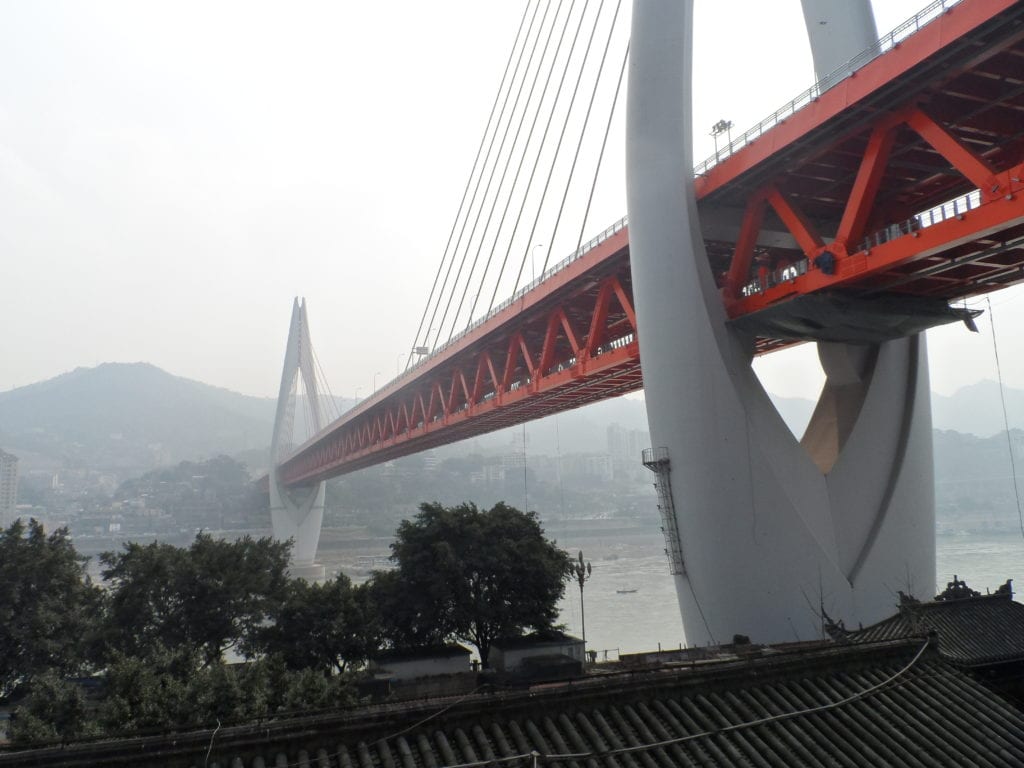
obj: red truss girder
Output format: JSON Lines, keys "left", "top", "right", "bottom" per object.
{"left": 279, "top": 232, "right": 639, "bottom": 485}
{"left": 722, "top": 102, "right": 1024, "bottom": 316}
{"left": 277, "top": 0, "right": 1024, "bottom": 485}
{"left": 707, "top": 0, "right": 1024, "bottom": 321}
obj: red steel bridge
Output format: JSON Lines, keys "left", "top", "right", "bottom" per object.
{"left": 280, "top": 0, "right": 1024, "bottom": 487}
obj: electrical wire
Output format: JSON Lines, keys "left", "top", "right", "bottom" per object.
{"left": 239, "top": 639, "right": 931, "bottom": 768}
{"left": 986, "top": 296, "right": 1024, "bottom": 537}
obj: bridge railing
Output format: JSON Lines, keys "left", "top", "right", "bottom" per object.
{"left": 739, "top": 186, "right": 984, "bottom": 298}
{"left": 388, "top": 215, "right": 630, "bottom": 390}
{"left": 378, "top": 0, "right": 963, "bottom": 396}
{"left": 693, "top": 0, "right": 963, "bottom": 177}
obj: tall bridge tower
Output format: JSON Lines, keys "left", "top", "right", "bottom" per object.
{"left": 627, "top": 1, "right": 935, "bottom": 645}
{"left": 269, "top": 298, "right": 327, "bottom": 578}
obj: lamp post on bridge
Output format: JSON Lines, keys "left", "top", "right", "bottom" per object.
{"left": 571, "top": 551, "right": 592, "bottom": 663}
{"left": 372, "top": 371, "right": 382, "bottom": 393}
{"left": 396, "top": 352, "right": 407, "bottom": 375}
{"left": 532, "top": 243, "right": 544, "bottom": 283}
{"left": 710, "top": 119, "right": 733, "bottom": 160}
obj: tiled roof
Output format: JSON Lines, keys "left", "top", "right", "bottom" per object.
{"left": 851, "top": 591, "right": 1024, "bottom": 665}
{"left": 7, "top": 638, "right": 1024, "bottom": 767}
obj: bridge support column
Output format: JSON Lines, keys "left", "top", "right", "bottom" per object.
{"left": 626, "top": 0, "right": 934, "bottom": 645}
{"left": 270, "top": 298, "right": 327, "bottom": 578}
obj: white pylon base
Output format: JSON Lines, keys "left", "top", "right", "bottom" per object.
{"left": 269, "top": 298, "right": 328, "bottom": 571}
{"left": 626, "top": 1, "right": 935, "bottom": 646}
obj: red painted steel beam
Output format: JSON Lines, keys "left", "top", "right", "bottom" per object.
{"left": 276, "top": 0, "right": 1024, "bottom": 486}
{"left": 279, "top": 227, "right": 637, "bottom": 485}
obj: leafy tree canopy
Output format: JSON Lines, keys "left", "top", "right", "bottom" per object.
{"left": 379, "top": 501, "right": 571, "bottom": 665}
{"left": 258, "top": 575, "right": 375, "bottom": 674}
{"left": 100, "top": 533, "right": 291, "bottom": 665}
{"left": 0, "top": 519, "right": 103, "bottom": 698}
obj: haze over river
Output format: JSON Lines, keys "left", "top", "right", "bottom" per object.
{"left": 550, "top": 529, "right": 1024, "bottom": 657}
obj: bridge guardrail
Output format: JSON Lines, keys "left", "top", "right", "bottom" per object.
{"left": 383, "top": 0, "right": 962, "bottom": 393}
{"left": 693, "top": 0, "right": 962, "bottom": 177}
{"left": 391, "top": 215, "right": 629, "bottom": 388}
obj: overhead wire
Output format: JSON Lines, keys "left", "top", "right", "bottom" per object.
{"left": 423, "top": 0, "right": 546, "bottom": 355}
{"left": 235, "top": 639, "right": 931, "bottom": 768}
{"left": 986, "top": 296, "right": 1024, "bottom": 537}
{"left": 431, "top": 0, "right": 556, "bottom": 349}
{"left": 406, "top": 1, "right": 534, "bottom": 368}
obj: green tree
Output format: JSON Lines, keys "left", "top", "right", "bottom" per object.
{"left": 9, "top": 670, "right": 99, "bottom": 746}
{"left": 101, "top": 533, "right": 291, "bottom": 665}
{"left": 259, "top": 575, "right": 374, "bottom": 674}
{"left": 95, "top": 647, "right": 195, "bottom": 735}
{"left": 0, "top": 519, "right": 102, "bottom": 699}
{"left": 379, "top": 501, "right": 571, "bottom": 665}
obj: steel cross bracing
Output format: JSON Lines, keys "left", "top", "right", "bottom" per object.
{"left": 279, "top": 0, "right": 1024, "bottom": 486}
{"left": 279, "top": 226, "right": 639, "bottom": 486}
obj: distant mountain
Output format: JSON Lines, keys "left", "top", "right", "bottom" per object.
{"left": 0, "top": 363, "right": 277, "bottom": 473}
{"left": 932, "top": 380, "right": 1024, "bottom": 437}
{"left": 3, "top": 361, "right": 1019, "bottom": 480}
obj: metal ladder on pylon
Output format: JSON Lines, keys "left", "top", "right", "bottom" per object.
{"left": 642, "top": 447, "right": 686, "bottom": 575}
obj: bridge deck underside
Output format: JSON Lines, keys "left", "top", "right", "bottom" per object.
{"left": 279, "top": 0, "right": 1024, "bottom": 485}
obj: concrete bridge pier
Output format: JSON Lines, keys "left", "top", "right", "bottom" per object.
{"left": 270, "top": 298, "right": 327, "bottom": 579}
{"left": 625, "top": 0, "right": 935, "bottom": 645}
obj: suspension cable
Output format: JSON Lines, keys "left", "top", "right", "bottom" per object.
{"left": 448, "top": 0, "right": 572, "bottom": 338}
{"left": 540, "top": 0, "right": 623, "bottom": 276}
{"left": 423, "top": 0, "right": 546, "bottom": 354}
{"left": 462, "top": 0, "right": 579, "bottom": 328}
{"left": 431, "top": 0, "right": 555, "bottom": 349}
{"left": 573, "top": 39, "right": 628, "bottom": 260}
{"left": 509, "top": 0, "right": 609, "bottom": 297}
{"left": 484, "top": 0, "right": 594, "bottom": 316}
{"left": 406, "top": 1, "right": 533, "bottom": 368}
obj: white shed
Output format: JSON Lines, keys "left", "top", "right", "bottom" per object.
{"left": 489, "top": 632, "right": 584, "bottom": 673}
{"left": 370, "top": 644, "right": 473, "bottom": 681}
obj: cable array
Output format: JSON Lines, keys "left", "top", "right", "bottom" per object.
{"left": 407, "top": 0, "right": 630, "bottom": 363}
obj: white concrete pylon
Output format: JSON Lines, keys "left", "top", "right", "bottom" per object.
{"left": 626, "top": 1, "right": 935, "bottom": 645}
{"left": 269, "top": 297, "right": 326, "bottom": 568}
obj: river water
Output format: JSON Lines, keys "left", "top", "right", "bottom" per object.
{"left": 552, "top": 529, "right": 1024, "bottom": 658}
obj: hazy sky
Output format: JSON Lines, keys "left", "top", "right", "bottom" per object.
{"left": 2, "top": 0, "right": 1022, "bottom": 402}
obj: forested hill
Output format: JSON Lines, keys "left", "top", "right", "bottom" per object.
{"left": 2, "top": 361, "right": 1021, "bottom": 477}
{"left": 0, "top": 363, "right": 277, "bottom": 471}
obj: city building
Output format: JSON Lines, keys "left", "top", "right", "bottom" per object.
{"left": 0, "top": 450, "right": 18, "bottom": 527}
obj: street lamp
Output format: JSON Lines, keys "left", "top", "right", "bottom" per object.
{"left": 571, "top": 550, "right": 593, "bottom": 661}
{"left": 532, "top": 244, "right": 544, "bottom": 283}
{"left": 397, "top": 352, "right": 407, "bottom": 375}
{"left": 372, "top": 371, "right": 382, "bottom": 392}
{"left": 710, "top": 119, "right": 734, "bottom": 159}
